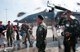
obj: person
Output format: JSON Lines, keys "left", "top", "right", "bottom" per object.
{"left": 58, "top": 12, "right": 66, "bottom": 26}
{"left": 29, "top": 24, "right": 35, "bottom": 47}
{"left": 36, "top": 15, "right": 47, "bottom": 52}
{"left": 16, "top": 22, "right": 20, "bottom": 41}
{"left": 6, "top": 21, "right": 14, "bottom": 47}
{"left": 13, "top": 25, "right": 21, "bottom": 49}
{"left": 0, "top": 21, "right": 7, "bottom": 51}
{"left": 60, "top": 10, "right": 79, "bottom": 52}
{"left": 12, "top": 25, "right": 16, "bottom": 40}
{"left": 20, "top": 21, "right": 32, "bottom": 48}
{"left": 52, "top": 21, "right": 58, "bottom": 41}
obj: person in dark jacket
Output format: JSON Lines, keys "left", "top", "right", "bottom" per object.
{"left": 36, "top": 15, "right": 47, "bottom": 52}
{"left": 60, "top": 10, "right": 79, "bottom": 52}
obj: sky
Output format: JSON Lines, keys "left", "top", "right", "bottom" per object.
{"left": 0, "top": 0, "right": 46, "bottom": 24}
{"left": 0, "top": 0, "right": 80, "bottom": 25}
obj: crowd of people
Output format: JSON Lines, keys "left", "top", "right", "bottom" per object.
{"left": 0, "top": 20, "right": 35, "bottom": 51}
{"left": 0, "top": 14, "right": 48, "bottom": 52}
{"left": 0, "top": 10, "right": 80, "bottom": 52}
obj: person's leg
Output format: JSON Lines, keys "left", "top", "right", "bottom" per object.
{"left": 38, "top": 43, "right": 46, "bottom": 52}
{"left": 36, "top": 43, "right": 40, "bottom": 52}
{"left": 26, "top": 32, "right": 32, "bottom": 47}
{"left": 64, "top": 41, "right": 71, "bottom": 52}
{"left": 23, "top": 34, "right": 27, "bottom": 48}
{"left": 4, "top": 44, "right": 6, "bottom": 48}
{"left": 3, "top": 44, "right": 7, "bottom": 52}
{"left": 24, "top": 37, "right": 27, "bottom": 48}
{"left": 10, "top": 35, "right": 12, "bottom": 47}
{"left": 37, "top": 47, "right": 44, "bottom": 52}
{"left": 3, "top": 36, "right": 7, "bottom": 48}
{"left": 42, "top": 43, "right": 46, "bottom": 52}
{"left": 7, "top": 34, "right": 10, "bottom": 47}
{"left": 0, "top": 39, "right": 2, "bottom": 48}
{"left": 72, "top": 43, "right": 76, "bottom": 52}
{"left": 38, "top": 48, "right": 40, "bottom": 52}
{"left": 0, "top": 34, "right": 1, "bottom": 48}
{"left": 2, "top": 35, "right": 7, "bottom": 52}
{"left": 38, "top": 47, "right": 45, "bottom": 52}
{"left": 64, "top": 45, "right": 71, "bottom": 52}
{"left": 28, "top": 35, "right": 33, "bottom": 47}
{"left": 0, "top": 45, "right": 1, "bottom": 48}
{"left": 16, "top": 30, "right": 20, "bottom": 40}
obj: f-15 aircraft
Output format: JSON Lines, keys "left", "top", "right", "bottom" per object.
{"left": 14, "top": 1, "right": 80, "bottom": 26}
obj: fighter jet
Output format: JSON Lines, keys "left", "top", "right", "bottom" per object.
{"left": 14, "top": 1, "right": 80, "bottom": 25}
{"left": 14, "top": 1, "right": 68, "bottom": 24}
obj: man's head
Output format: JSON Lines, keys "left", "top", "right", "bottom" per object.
{"left": 0, "top": 21, "right": 2, "bottom": 25}
{"left": 36, "top": 15, "right": 44, "bottom": 24}
{"left": 63, "top": 10, "right": 72, "bottom": 19}
{"left": 8, "top": 21, "right": 10, "bottom": 24}
{"left": 66, "top": 10, "right": 72, "bottom": 17}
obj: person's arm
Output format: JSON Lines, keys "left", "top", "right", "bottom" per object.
{"left": 42, "top": 26, "right": 47, "bottom": 40}
{"left": 2, "top": 30, "right": 7, "bottom": 33}
{"left": 2, "top": 25, "right": 7, "bottom": 33}
{"left": 31, "top": 35, "right": 35, "bottom": 40}
{"left": 74, "top": 19, "right": 80, "bottom": 37}
{"left": 59, "top": 18, "right": 66, "bottom": 26}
